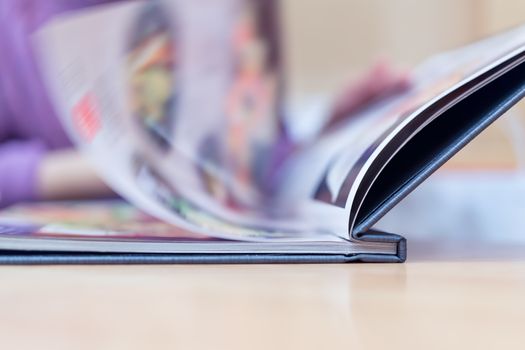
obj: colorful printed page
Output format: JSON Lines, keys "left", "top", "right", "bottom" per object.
{"left": 33, "top": 0, "right": 352, "bottom": 242}
{"left": 33, "top": 0, "right": 525, "bottom": 241}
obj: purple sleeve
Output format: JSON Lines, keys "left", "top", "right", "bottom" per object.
{"left": 0, "top": 140, "right": 47, "bottom": 208}
{"left": 0, "top": 88, "right": 47, "bottom": 208}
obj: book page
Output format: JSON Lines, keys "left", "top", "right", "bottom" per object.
{"left": 35, "top": 0, "right": 525, "bottom": 241}
{"left": 277, "top": 23, "right": 525, "bottom": 227}
{"left": 34, "top": 0, "right": 349, "bottom": 241}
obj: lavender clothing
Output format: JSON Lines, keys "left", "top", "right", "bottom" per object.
{"left": 0, "top": 0, "right": 295, "bottom": 207}
{"left": 0, "top": 0, "right": 121, "bottom": 207}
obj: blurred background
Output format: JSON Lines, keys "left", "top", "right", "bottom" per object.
{"left": 283, "top": 0, "right": 525, "bottom": 257}
{"left": 283, "top": 0, "right": 525, "bottom": 169}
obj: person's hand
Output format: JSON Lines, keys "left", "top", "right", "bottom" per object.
{"left": 38, "top": 150, "right": 114, "bottom": 201}
{"left": 324, "top": 60, "right": 411, "bottom": 131}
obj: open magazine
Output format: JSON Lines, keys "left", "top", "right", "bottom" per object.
{"left": 0, "top": 0, "right": 524, "bottom": 263}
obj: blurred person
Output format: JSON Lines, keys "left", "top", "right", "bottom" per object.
{"left": 0, "top": 0, "right": 409, "bottom": 208}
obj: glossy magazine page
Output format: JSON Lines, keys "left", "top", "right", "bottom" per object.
{"left": 0, "top": 201, "right": 395, "bottom": 254}
{"left": 278, "top": 22, "right": 525, "bottom": 232}
{"left": 33, "top": 0, "right": 525, "bottom": 243}
{"left": 33, "top": 0, "right": 353, "bottom": 242}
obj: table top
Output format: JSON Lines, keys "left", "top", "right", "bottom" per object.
{"left": 1, "top": 233, "right": 525, "bottom": 350}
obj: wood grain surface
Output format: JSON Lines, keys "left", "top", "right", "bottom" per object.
{"left": 0, "top": 242, "right": 524, "bottom": 350}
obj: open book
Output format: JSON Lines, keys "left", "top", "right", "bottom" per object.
{"left": 1, "top": 0, "right": 524, "bottom": 264}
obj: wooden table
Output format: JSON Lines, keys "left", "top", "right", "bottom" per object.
{"left": 0, "top": 234, "right": 524, "bottom": 350}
